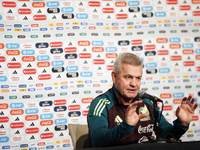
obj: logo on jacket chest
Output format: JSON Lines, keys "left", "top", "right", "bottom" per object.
{"left": 139, "top": 104, "right": 150, "bottom": 121}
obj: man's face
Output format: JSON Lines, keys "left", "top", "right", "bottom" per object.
{"left": 112, "top": 63, "right": 142, "bottom": 102}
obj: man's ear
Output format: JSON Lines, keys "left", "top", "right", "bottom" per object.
{"left": 111, "top": 71, "right": 117, "bottom": 83}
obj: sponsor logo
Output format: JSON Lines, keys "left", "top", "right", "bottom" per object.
{"left": 116, "top": 14, "right": 128, "bottom": 19}
{"left": 40, "top": 120, "right": 53, "bottom": 126}
{"left": 54, "top": 106, "right": 67, "bottom": 112}
{"left": 25, "top": 127, "right": 39, "bottom": 134}
{"left": 2, "top": 1, "right": 16, "bottom": 7}
{"left": 170, "top": 56, "right": 182, "bottom": 61}
{"left": 160, "top": 93, "right": 172, "bottom": 99}
{"left": 0, "top": 117, "right": 9, "bottom": 123}
{"left": 68, "top": 111, "right": 81, "bottom": 117}
{"left": 38, "top": 74, "right": 51, "bottom": 80}
{"left": 10, "top": 122, "right": 24, "bottom": 128}
{"left": 54, "top": 118, "right": 67, "bottom": 124}
{"left": 40, "top": 133, "right": 54, "bottom": 139}
{"left": 10, "top": 109, "right": 24, "bottom": 115}
{"left": 32, "top": 2, "right": 45, "bottom": 8}
{"left": 183, "top": 61, "right": 195, "bottom": 66}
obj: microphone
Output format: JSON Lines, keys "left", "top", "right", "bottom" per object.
{"left": 139, "top": 91, "right": 163, "bottom": 102}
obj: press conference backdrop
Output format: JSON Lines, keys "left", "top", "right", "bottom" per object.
{"left": 0, "top": 0, "right": 200, "bottom": 149}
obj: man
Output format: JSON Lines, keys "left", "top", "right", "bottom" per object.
{"left": 87, "top": 52, "right": 198, "bottom": 148}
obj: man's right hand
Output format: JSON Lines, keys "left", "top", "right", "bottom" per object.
{"left": 125, "top": 100, "right": 148, "bottom": 126}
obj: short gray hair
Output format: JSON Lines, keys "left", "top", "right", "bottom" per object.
{"left": 113, "top": 52, "right": 143, "bottom": 75}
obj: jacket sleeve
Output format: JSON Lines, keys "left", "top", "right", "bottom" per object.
{"left": 87, "top": 98, "right": 135, "bottom": 148}
{"left": 158, "top": 111, "right": 189, "bottom": 140}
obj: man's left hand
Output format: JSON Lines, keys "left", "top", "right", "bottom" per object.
{"left": 176, "top": 94, "right": 198, "bottom": 127}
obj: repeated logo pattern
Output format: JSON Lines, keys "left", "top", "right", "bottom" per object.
{"left": 0, "top": 0, "right": 200, "bottom": 149}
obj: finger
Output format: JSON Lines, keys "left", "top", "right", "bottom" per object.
{"left": 192, "top": 103, "right": 198, "bottom": 111}
{"left": 189, "top": 97, "right": 195, "bottom": 106}
{"left": 181, "top": 97, "right": 187, "bottom": 105}
{"left": 186, "top": 94, "right": 193, "bottom": 104}
{"left": 138, "top": 113, "right": 148, "bottom": 119}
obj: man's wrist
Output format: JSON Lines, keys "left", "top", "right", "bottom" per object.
{"left": 178, "top": 119, "right": 189, "bottom": 127}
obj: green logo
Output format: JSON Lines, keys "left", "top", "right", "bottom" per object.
{"left": 31, "top": 35, "right": 38, "bottom": 38}
{"left": 103, "top": 33, "right": 110, "bottom": 36}
{"left": 192, "top": 29, "right": 199, "bottom": 33}
{"left": 60, "top": 92, "right": 67, "bottom": 96}
{"left": 84, "top": 90, "right": 91, "bottom": 94}
{"left": 80, "top": 33, "right": 87, "bottom": 36}
{"left": 35, "top": 94, "right": 43, "bottom": 98}
{"left": 148, "top": 31, "right": 155, "bottom": 34}
{"left": 196, "top": 85, "right": 200, "bottom": 88}
{"left": 170, "top": 30, "right": 177, "bottom": 33}
{"left": 126, "top": 32, "right": 132, "bottom": 35}
{"left": 174, "top": 86, "right": 181, "bottom": 89}
{"left": 55, "top": 33, "right": 63, "bottom": 37}
{"left": 4, "top": 35, "right": 12, "bottom": 38}
{"left": 9, "top": 96, "right": 17, "bottom": 99}
{"left": 152, "top": 87, "right": 159, "bottom": 90}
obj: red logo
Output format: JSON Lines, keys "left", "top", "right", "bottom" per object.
{"left": 82, "top": 98, "right": 93, "bottom": 103}
{"left": 192, "top": 116, "right": 199, "bottom": 121}
{"left": 160, "top": 93, "right": 172, "bottom": 99}
{"left": 37, "top": 62, "right": 50, "bottom": 67}
{"left": 0, "top": 103, "right": 8, "bottom": 109}
{"left": 115, "top": 1, "right": 127, "bottom": 7}
{"left": 0, "top": 117, "right": 9, "bottom": 123}
{"left": 170, "top": 56, "right": 182, "bottom": 61}
{"left": 7, "top": 63, "right": 21, "bottom": 68}
{"left": 54, "top": 99, "right": 67, "bottom": 105}
{"left": 106, "top": 53, "right": 118, "bottom": 58}
{"left": 107, "top": 65, "right": 113, "bottom": 70}
{"left": 156, "top": 38, "right": 168, "bottom": 43}
{"left": 50, "top": 42, "right": 63, "bottom": 48}
{"left": 182, "top": 49, "right": 194, "bottom": 54}
{"left": 79, "top": 53, "right": 91, "bottom": 59}
{"left": 6, "top": 50, "right": 20, "bottom": 55}
{"left": 92, "top": 47, "right": 104, "bottom": 52}
{"left": 88, "top": 1, "right": 100, "bottom": 7}
{"left": 38, "top": 142, "right": 45, "bottom": 146}
{"left": 25, "top": 115, "right": 39, "bottom": 121}
{"left": 93, "top": 59, "right": 105, "bottom": 64}
{"left": 142, "top": 21, "right": 148, "bottom": 24}
{"left": 82, "top": 110, "right": 88, "bottom": 116}
{"left": 23, "top": 69, "right": 37, "bottom": 75}
{"left": 93, "top": 84, "right": 100, "bottom": 87}
{"left": 64, "top": 47, "right": 77, "bottom": 53}
{"left": 32, "top": 2, "right": 45, "bottom": 8}
{"left": 22, "top": 56, "right": 35, "bottom": 62}
{"left": 183, "top": 61, "right": 195, "bottom": 66}
{"left": 31, "top": 24, "right": 39, "bottom": 27}
{"left": 0, "top": 43, "right": 5, "bottom": 49}
{"left": 158, "top": 50, "right": 169, "bottom": 55}
{"left": 192, "top": 0, "right": 200, "bottom": 4}
{"left": 0, "top": 56, "right": 6, "bottom": 62}
{"left": 144, "top": 45, "right": 156, "bottom": 50}
{"left": 68, "top": 105, "right": 81, "bottom": 111}
{"left": 25, "top": 127, "right": 39, "bottom": 134}
{"left": 10, "top": 109, "right": 24, "bottom": 115}
{"left": 78, "top": 41, "right": 90, "bottom": 46}
{"left": 196, "top": 55, "right": 200, "bottom": 60}
{"left": 2, "top": 1, "right": 16, "bottom": 7}
{"left": 193, "top": 11, "right": 200, "bottom": 16}
{"left": 18, "top": 9, "right": 32, "bottom": 14}
{"left": 89, "top": 26, "right": 96, "bottom": 30}
{"left": 163, "top": 105, "right": 173, "bottom": 111}
{"left": 194, "top": 23, "right": 200, "bottom": 26}
{"left": 116, "top": 14, "right": 128, "bottom": 19}
{"left": 33, "top": 15, "right": 47, "bottom": 21}
{"left": 166, "top": 0, "right": 178, "bottom": 4}
{"left": 38, "top": 74, "right": 51, "bottom": 80}
{"left": 197, "top": 67, "right": 200, "bottom": 72}
{"left": 40, "top": 133, "right": 54, "bottom": 139}
{"left": 40, "top": 120, "right": 53, "bottom": 126}
{"left": 10, "top": 122, "right": 24, "bottom": 128}
{"left": 170, "top": 44, "right": 181, "bottom": 49}
{"left": 102, "top": 8, "right": 114, "bottom": 13}
{"left": 131, "top": 40, "right": 142, "bottom": 45}
{"left": 173, "top": 99, "right": 182, "bottom": 104}
{"left": 179, "top": 5, "right": 191, "bottom": 10}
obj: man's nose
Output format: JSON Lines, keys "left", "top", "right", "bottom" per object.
{"left": 130, "top": 78, "right": 136, "bottom": 86}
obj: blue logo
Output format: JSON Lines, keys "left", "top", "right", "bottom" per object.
{"left": 54, "top": 106, "right": 67, "bottom": 112}
{"left": 28, "top": 88, "right": 35, "bottom": 92}
{"left": 54, "top": 118, "right": 67, "bottom": 125}
{"left": 128, "top": 1, "right": 140, "bottom": 6}
{"left": 141, "top": 6, "right": 153, "bottom": 12}
{"left": 0, "top": 76, "right": 7, "bottom": 82}
{"left": 46, "top": 145, "right": 54, "bottom": 149}
{"left": 145, "top": 51, "right": 156, "bottom": 56}
{"left": 127, "top": 22, "right": 134, "bottom": 25}
{"left": 1, "top": 85, "right": 9, "bottom": 88}
{"left": 23, "top": 28, "right": 31, "bottom": 32}
{"left": 61, "top": 85, "right": 68, "bottom": 89}
{"left": 63, "top": 143, "right": 70, "bottom": 147}
{"left": 44, "top": 87, "right": 52, "bottom": 90}
{"left": 112, "top": 22, "right": 119, "bottom": 26}
{"left": 51, "top": 60, "right": 64, "bottom": 66}
{"left": 145, "top": 63, "right": 157, "bottom": 68}
{"left": 2, "top": 145, "right": 10, "bottom": 149}
{"left": 68, "top": 111, "right": 81, "bottom": 117}
{"left": 29, "top": 147, "right": 37, "bottom": 150}
{"left": 164, "top": 24, "right": 171, "bottom": 27}
{"left": 179, "top": 24, "right": 185, "bottom": 27}
{"left": 6, "top": 43, "right": 20, "bottom": 49}
{"left": 135, "top": 25, "right": 141, "bottom": 29}
{"left": 46, "top": 1, "right": 59, "bottom": 7}
{"left": 96, "top": 22, "right": 103, "bottom": 26}
{"left": 0, "top": 24, "right": 4, "bottom": 27}
{"left": 132, "top": 46, "right": 143, "bottom": 51}
{"left": 168, "top": 80, "right": 175, "bottom": 83}
{"left": 101, "top": 80, "right": 107, "bottom": 83}
{"left": 25, "top": 108, "right": 39, "bottom": 114}
{"left": 0, "top": 137, "right": 9, "bottom": 143}
{"left": 0, "top": 15, "right": 2, "bottom": 20}
{"left": 61, "top": 7, "right": 74, "bottom": 13}
{"left": 10, "top": 103, "right": 24, "bottom": 109}
{"left": 65, "top": 53, "right": 77, "bottom": 59}
{"left": 14, "top": 24, "right": 22, "bottom": 28}
{"left": 72, "top": 26, "right": 80, "bottom": 29}
{"left": 66, "top": 66, "right": 78, "bottom": 72}
{"left": 81, "top": 22, "right": 88, "bottom": 26}
{"left": 50, "top": 48, "right": 63, "bottom": 54}
{"left": 155, "top": 12, "right": 166, "bottom": 17}
{"left": 92, "top": 41, "right": 104, "bottom": 46}
{"left": 80, "top": 72, "right": 93, "bottom": 77}
{"left": 169, "top": 37, "right": 180, "bottom": 43}
{"left": 40, "top": 28, "right": 48, "bottom": 31}
{"left": 105, "top": 47, "right": 117, "bottom": 52}
{"left": 195, "top": 49, "right": 200, "bottom": 54}
{"left": 40, "top": 113, "right": 53, "bottom": 120}
{"left": 37, "top": 55, "right": 50, "bottom": 61}
{"left": 159, "top": 68, "right": 170, "bottom": 73}
{"left": 182, "top": 43, "right": 193, "bottom": 48}
{"left": 20, "top": 144, "right": 28, "bottom": 148}
{"left": 183, "top": 79, "right": 189, "bottom": 82}
{"left": 56, "top": 27, "right": 64, "bottom": 30}
{"left": 190, "top": 75, "right": 197, "bottom": 78}
{"left": 21, "top": 49, "right": 35, "bottom": 55}
{"left": 19, "top": 84, "right": 27, "bottom": 88}
{"left": 154, "top": 80, "right": 160, "bottom": 84}
{"left": 77, "top": 84, "right": 84, "bottom": 88}
{"left": 85, "top": 80, "right": 92, "bottom": 84}
{"left": 149, "top": 24, "right": 156, "bottom": 28}
{"left": 76, "top": 13, "right": 88, "bottom": 19}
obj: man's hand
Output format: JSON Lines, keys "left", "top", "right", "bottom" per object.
{"left": 176, "top": 94, "right": 198, "bottom": 126}
{"left": 125, "top": 100, "right": 148, "bottom": 126}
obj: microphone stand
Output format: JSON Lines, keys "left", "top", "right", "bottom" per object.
{"left": 147, "top": 99, "right": 168, "bottom": 143}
